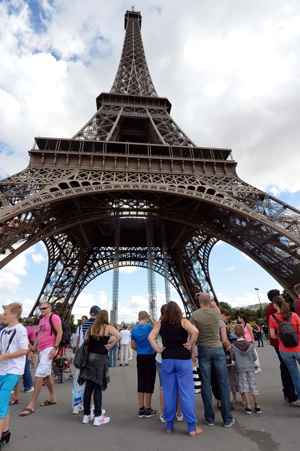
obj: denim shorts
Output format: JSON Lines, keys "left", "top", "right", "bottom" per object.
{"left": 0, "top": 374, "right": 20, "bottom": 418}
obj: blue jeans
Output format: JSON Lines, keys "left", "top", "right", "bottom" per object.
{"left": 108, "top": 347, "right": 117, "bottom": 368}
{"left": 280, "top": 351, "right": 300, "bottom": 399}
{"left": 23, "top": 357, "right": 33, "bottom": 391}
{"left": 198, "top": 346, "right": 233, "bottom": 425}
{"left": 161, "top": 359, "right": 197, "bottom": 433}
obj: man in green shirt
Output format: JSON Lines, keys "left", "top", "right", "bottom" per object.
{"left": 192, "top": 293, "right": 234, "bottom": 428}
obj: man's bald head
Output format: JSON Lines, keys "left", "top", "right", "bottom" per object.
{"left": 196, "top": 292, "right": 212, "bottom": 307}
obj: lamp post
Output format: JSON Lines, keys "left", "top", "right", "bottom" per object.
{"left": 254, "top": 287, "right": 262, "bottom": 317}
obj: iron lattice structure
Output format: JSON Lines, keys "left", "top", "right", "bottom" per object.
{"left": 1, "top": 9, "right": 300, "bottom": 317}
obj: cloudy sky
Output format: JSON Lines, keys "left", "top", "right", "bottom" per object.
{"left": 1, "top": 0, "right": 299, "bottom": 319}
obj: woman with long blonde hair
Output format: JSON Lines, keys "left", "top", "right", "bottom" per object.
{"left": 79, "top": 310, "right": 120, "bottom": 426}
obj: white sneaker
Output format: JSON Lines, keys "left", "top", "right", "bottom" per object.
{"left": 73, "top": 407, "right": 80, "bottom": 415}
{"left": 93, "top": 415, "right": 111, "bottom": 426}
{"left": 90, "top": 408, "right": 106, "bottom": 421}
{"left": 82, "top": 415, "right": 90, "bottom": 424}
{"left": 24, "top": 387, "right": 34, "bottom": 393}
{"left": 160, "top": 415, "right": 166, "bottom": 423}
{"left": 291, "top": 400, "right": 300, "bottom": 407}
{"left": 176, "top": 414, "right": 184, "bottom": 422}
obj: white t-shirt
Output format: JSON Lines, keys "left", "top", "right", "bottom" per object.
{"left": 0, "top": 323, "right": 29, "bottom": 375}
{"left": 120, "top": 329, "right": 131, "bottom": 345}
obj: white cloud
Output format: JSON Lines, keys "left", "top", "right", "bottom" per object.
{"left": 0, "top": 249, "right": 28, "bottom": 292}
{"left": 219, "top": 290, "right": 269, "bottom": 308}
{"left": 31, "top": 252, "right": 46, "bottom": 264}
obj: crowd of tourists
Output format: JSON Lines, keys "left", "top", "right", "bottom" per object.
{"left": 1, "top": 283, "right": 300, "bottom": 446}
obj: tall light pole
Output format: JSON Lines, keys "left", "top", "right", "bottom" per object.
{"left": 254, "top": 287, "right": 262, "bottom": 317}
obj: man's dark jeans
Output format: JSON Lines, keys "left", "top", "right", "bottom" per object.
{"left": 274, "top": 346, "right": 297, "bottom": 403}
{"left": 198, "top": 346, "right": 233, "bottom": 425}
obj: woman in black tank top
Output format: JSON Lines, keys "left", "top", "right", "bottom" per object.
{"left": 79, "top": 310, "right": 120, "bottom": 426}
{"left": 149, "top": 302, "right": 202, "bottom": 437}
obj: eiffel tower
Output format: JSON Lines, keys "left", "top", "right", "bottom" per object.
{"left": 1, "top": 9, "right": 300, "bottom": 318}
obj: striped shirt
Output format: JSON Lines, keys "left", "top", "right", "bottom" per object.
{"left": 81, "top": 318, "right": 95, "bottom": 338}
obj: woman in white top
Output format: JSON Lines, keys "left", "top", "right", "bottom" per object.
{"left": 0, "top": 303, "right": 29, "bottom": 446}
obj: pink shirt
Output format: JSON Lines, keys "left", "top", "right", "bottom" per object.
{"left": 27, "top": 325, "right": 38, "bottom": 345}
{"left": 37, "top": 314, "right": 61, "bottom": 351}
{"left": 244, "top": 325, "right": 253, "bottom": 343}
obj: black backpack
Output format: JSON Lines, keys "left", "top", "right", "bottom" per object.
{"left": 272, "top": 314, "right": 299, "bottom": 348}
{"left": 49, "top": 314, "right": 72, "bottom": 348}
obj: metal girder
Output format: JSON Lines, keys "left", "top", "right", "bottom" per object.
{"left": 1, "top": 9, "right": 300, "bottom": 319}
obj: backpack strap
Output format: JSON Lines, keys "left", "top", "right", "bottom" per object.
{"left": 5, "top": 329, "right": 17, "bottom": 353}
{"left": 49, "top": 314, "right": 58, "bottom": 337}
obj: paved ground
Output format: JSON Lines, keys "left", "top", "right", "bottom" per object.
{"left": 8, "top": 345, "right": 300, "bottom": 451}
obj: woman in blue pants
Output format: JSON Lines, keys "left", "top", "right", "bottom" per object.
{"left": 148, "top": 302, "right": 202, "bottom": 436}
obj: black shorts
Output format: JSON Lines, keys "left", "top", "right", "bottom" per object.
{"left": 137, "top": 354, "right": 156, "bottom": 394}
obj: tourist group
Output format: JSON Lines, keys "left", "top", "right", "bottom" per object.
{"left": 1, "top": 284, "right": 300, "bottom": 446}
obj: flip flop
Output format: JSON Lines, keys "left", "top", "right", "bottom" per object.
{"left": 19, "top": 408, "right": 35, "bottom": 417}
{"left": 40, "top": 400, "right": 57, "bottom": 407}
{"left": 10, "top": 399, "right": 19, "bottom": 406}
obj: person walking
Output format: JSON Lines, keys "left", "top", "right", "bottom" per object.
{"left": 269, "top": 295, "right": 300, "bottom": 406}
{"left": 80, "top": 310, "right": 120, "bottom": 426}
{"left": 253, "top": 323, "right": 264, "bottom": 348}
{"left": 131, "top": 311, "right": 156, "bottom": 418}
{"left": 0, "top": 303, "right": 29, "bottom": 447}
{"left": 119, "top": 325, "right": 131, "bottom": 367}
{"left": 19, "top": 302, "right": 62, "bottom": 416}
{"left": 231, "top": 325, "right": 262, "bottom": 414}
{"left": 266, "top": 289, "right": 297, "bottom": 404}
{"left": 149, "top": 302, "right": 202, "bottom": 436}
{"left": 192, "top": 293, "right": 234, "bottom": 428}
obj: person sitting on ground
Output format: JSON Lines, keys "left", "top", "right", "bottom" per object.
{"left": 231, "top": 325, "right": 262, "bottom": 415}
{"left": 80, "top": 310, "right": 120, "bottom": 426}
{"left": 266, "top": 289, "right": 297, "bottom": 404}
{"left": 149, "top": 302, "right": 202, "bottom": 437}
{"left": 191, "top": 292, "right": 234, "bottom": 428}
{"left": 0, "top": 303, "right": 29, "bottom": 447}
{"left": 19, "top": 302, "right": 63, "bottom": 416}
{"left": 269, "top": 295, "right": 300, "bottom": 407}
{"left": 131, "top": 311, "right": 157, "bottom": 418}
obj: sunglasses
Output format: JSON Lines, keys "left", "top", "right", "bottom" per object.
{"left": 40, "top": 306, "right": 49, "bottom": 311}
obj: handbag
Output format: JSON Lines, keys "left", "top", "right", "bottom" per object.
{"left": 74, "top": 342, "right": 89, "bottom": 369}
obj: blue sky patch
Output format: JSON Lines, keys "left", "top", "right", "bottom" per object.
{"left": 0, "top": 142, "right": 14, "bottom": 156}
{"left": 26, "top": 0, "right": 52, "bottom": 33}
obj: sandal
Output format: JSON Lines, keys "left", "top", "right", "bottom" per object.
{"left": 40, "top": 400, "right": 57, "bottom": 407}
{"left": 19, "top": 408, "right": 35, "bottom": 417}
{"left": 10, "top": 399, "right": 19, "bottom": 406}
